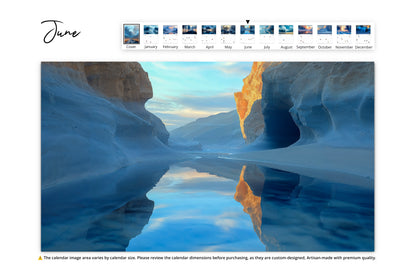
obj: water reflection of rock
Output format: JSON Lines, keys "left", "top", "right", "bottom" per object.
{"left": 234, "top": 165, "right": 263, "bottom": 238}
{"left": 41, "top": 161, "right": 170, "bottom": 251}
{"left": 235, "top": 164, "right": 374, "bottom": 251}
{"left": 85, "top": 195, "right": 154, "bottom": 251}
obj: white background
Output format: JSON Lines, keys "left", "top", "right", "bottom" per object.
{"left": 1, "top": 0, "right": 415, "bottom": 276}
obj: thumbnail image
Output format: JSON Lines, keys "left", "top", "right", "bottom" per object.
{"left": 317, "top": 25, "right": 332, "bottom": 35}
{"left": 123, "top": 24, "right": 140, "bottom": 44}
{"left": 144, "top": 25, "right": 158, "bottom": 35}
{"left": 182, "top": 25, "right": 197, "bottom": 35}
{"left": 298, "top": 25, "right": 313, "bottom": 34}
{"left": 260, "top": 25, "right": 274, "bottom": 35}
{"left": 41, "top": 61, "right": 374, "bottom": 252}
{"left": 279, "top": 25, "right": 293, "bottom": 34}
{"left": 356, "top": 25, "right": 371, "bottom": 35}
{"left": 202, "top": 25, "right": 216, "bottom": 34}
{"left": 337, "top": 25, "right": 351, "bottom": 34}
{"left": 163, "top": 25, "right": 178, "bottom": 35}
{"left": 221, "top": 25, "right": 236, "bottom": 34}
{"left": 240, "top": 25, "right": 255, "bottom": 35}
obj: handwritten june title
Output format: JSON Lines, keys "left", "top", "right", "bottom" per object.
{"left": 41, "top": 20, "right": 81, "bottom": 44}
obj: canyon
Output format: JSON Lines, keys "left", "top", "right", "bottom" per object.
{"left": 41, "top": 61, "right": 374, "bottom": 251}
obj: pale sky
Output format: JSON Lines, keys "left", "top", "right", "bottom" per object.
{"left": 141, "top": 62, "right": 252, "bottom": 130}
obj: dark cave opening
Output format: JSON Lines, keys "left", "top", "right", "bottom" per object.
{"left": 262, "top": 102, "right": 301, "bottom": 149}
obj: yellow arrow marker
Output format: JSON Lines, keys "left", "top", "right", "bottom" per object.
{"left": 38, "top": 256, "right": 42, "bottom": 260}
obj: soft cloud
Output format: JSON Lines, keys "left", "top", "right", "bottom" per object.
{"left": 215, "top": 218, "right": 237, "bottom": 231}
{"left": 164, "top": 168, "right": 220, "bottom": 181}
{"left": 214, "top": 212, "right": 241, "bottom": 231}
{"left": 146, "top": 93, "right": 238, "bottom": 130}
{"left": 141, "top": 62, "right": 252, "bottom": 129}
{"left": 144, "top": 217, "right": 166, "bottom": 231}
{"left": 174, "top": 94, "right": 237, "bottom": 110}
{"left": 212, "top": 62, "right": 252, "bottom": 75}
{"left": 156, "top": 107, "right": 228, "bottom": 119}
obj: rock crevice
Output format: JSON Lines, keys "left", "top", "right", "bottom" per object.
{"left": 236, "top": 62, "right": 374, "bottom": 149}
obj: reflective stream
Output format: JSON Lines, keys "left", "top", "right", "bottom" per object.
{"left": 42, "top": 158, "right": 374, "bottom": 251}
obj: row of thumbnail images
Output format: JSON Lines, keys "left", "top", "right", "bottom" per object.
{"left": 124, "top": 24, "right": 370, "bottom": 41}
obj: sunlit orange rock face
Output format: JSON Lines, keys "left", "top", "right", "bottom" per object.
{"left": 83, "top": 62, "right": 153, "bottom": 103}
{"left": 43, "top": 62, "right": 153, "bottom": 103}
{"left": 234, "top": 62, "right": 274, "bottom": 143}
{"left": 234, "top": 165, "right": 263, "bottom": 238}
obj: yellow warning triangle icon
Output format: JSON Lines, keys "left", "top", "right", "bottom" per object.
{"left": 38, "top": 256, "right": 42, "bottom": 260}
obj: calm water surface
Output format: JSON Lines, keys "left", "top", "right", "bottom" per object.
{"left": 126, "top": 166, "right": 264, "bottom": 251}
{"left": 42, "top": 158, "right": 374, "bottom": 251}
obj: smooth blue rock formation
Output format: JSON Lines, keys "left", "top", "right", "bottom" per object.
{"left": 259, "top": 62, "right": 374, "bottom": 149}
{"left": 41, "top": 63, "right": 171, "bottom": 187}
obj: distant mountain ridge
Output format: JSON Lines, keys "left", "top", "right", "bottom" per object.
{"left": 169, "top": 110, "right": 244, "bottom": 151}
